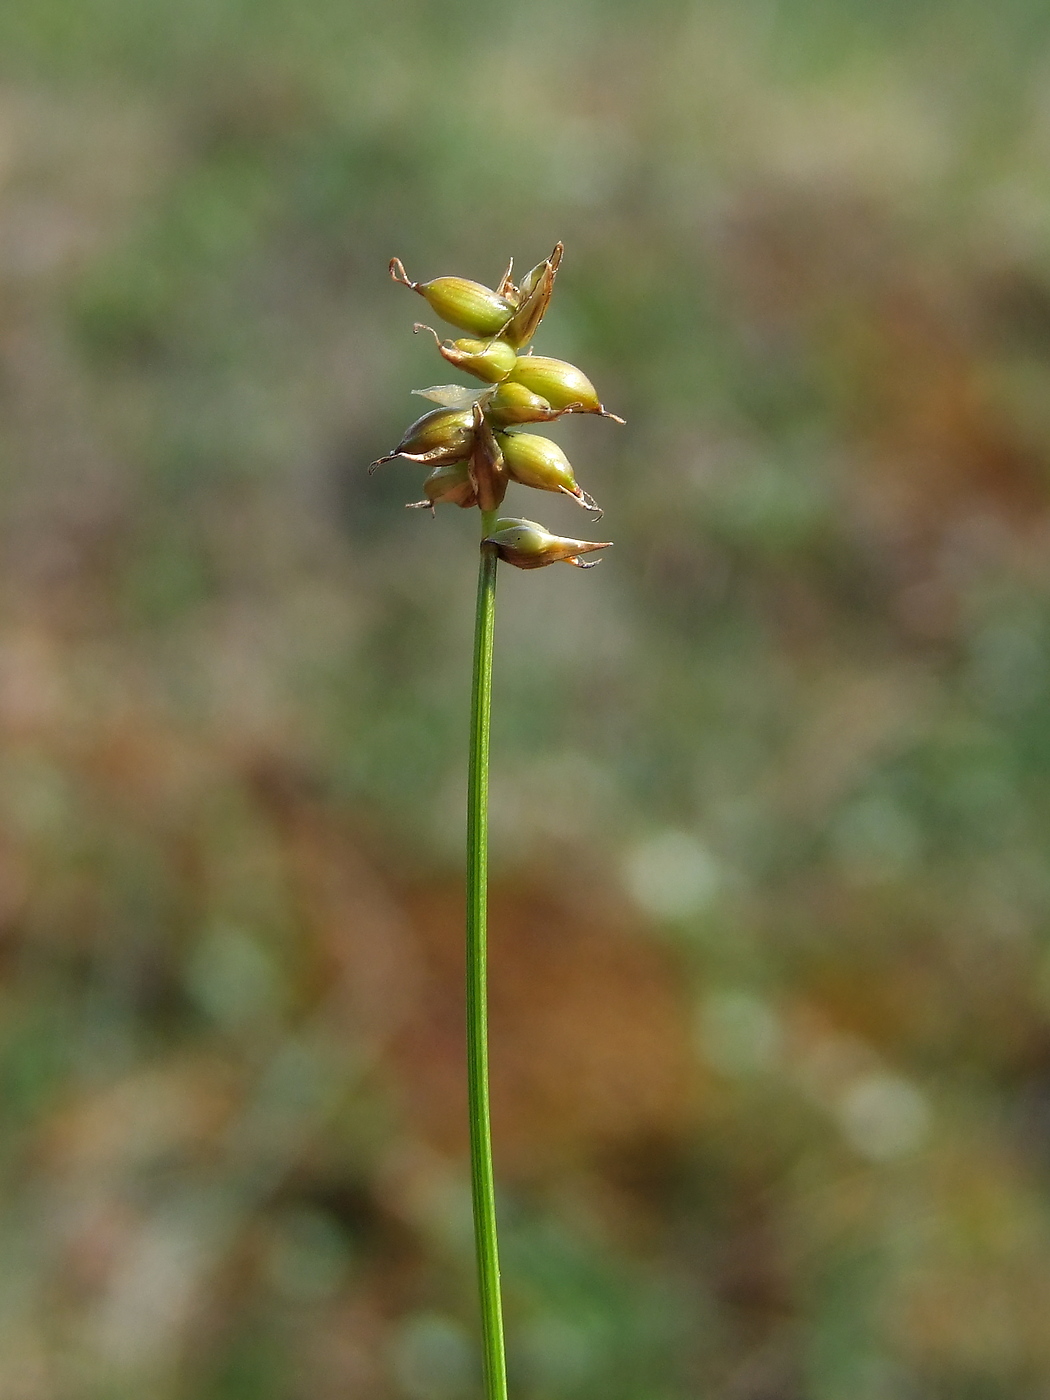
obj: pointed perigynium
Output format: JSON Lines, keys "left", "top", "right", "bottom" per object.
{"left": 370, "top": 406, "right": 475, "bottom": 471}
{"left": 498, "top": 431, "right": 602, "bottom": 516}
{"left": 385, "top": 245, "right": 620, "bottom": 552}
{"left": 486, "top": 381, "right": 576, "bottom": 428}
{"left": 406, "top": 461, "right": 477, "bottom": 513}
{"left": 389, "top": 259, "right": 514, "bottom": 337}
{"left": 414, "top": 325, "right": 517, "bottom": 383}
{"left": 482, "top": 518, "right": 612, "bottom": 569}
{"left": 508, "top": 355, "right": 625, "bottom": 421}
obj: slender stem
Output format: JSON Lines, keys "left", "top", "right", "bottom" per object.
{"left": 466, "top": 507, "right": 508, "bottom": 1400}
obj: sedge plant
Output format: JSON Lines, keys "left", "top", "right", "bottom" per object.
{"left": 372, "top": 243, "right": 620, "bottom": 1399}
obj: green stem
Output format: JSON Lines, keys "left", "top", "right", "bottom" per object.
{"left": 467, "top": 507, "right": 508, "bottom": 1400}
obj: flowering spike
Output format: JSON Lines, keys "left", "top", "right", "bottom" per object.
{"left": 382, "top": 246, "right": 612, "bottom": 549}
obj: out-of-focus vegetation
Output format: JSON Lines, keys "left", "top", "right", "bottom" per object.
{"left": 4, "top": 0, "right": 1050, "bottom": 1395}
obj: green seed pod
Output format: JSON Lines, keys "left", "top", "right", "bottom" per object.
{"left": 497, "top": 431, "right": 602, "bottom": 516}
{"left": 508, "top": 355, "right": 625, "bottom": 422}
{"left": 499, "top": 243, "right": 563, "bottom": 349}
{"left": 406, "top": 461, "right": 477, "bottom": 514}
{"left": 486, "top": 381, "right": 571, "bottom": 427}
{"left": 482, "top": 517, "right": 612, "bottom": 570}
{"left": 390, "top": 258, "right": 514, "bottom": 337}
{"left": 415, "top": 324, "right": 517, "bottom": 383}
{"left": 370, "top": 407, "right": 475, "bottom": 471}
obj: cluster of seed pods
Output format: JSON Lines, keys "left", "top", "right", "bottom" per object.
{"left": 371, "top": 244, "right": 618, "bottom": 569}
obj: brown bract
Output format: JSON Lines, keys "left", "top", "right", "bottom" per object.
{"left": 468, "top": 403, "right": 509, "bottom": 514}
{"left": 496, "top": 242, "right": 564, "bottom": 349}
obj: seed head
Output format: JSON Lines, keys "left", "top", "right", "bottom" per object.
{"left": 379, "top": 244, "right": 615, "bottom": 570}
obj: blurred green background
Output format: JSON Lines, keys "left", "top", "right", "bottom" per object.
{"left": 4, "top": 0, "right": 1050, "bottom": 1395}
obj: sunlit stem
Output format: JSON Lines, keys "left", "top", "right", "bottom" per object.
{"left": 466, "top": 507, "right": 508, "bottom": 1400}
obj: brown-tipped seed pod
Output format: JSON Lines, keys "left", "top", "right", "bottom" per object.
{"left": 497, "top": 431, "right": 602, "bottom": 516}
{"left": 499, "top": 243, "right": 563, "bottom": 349}
{"left": 482, "top": 517, "right": 612, "bottom": 569}
{"left": 370, "top": 407, "right": 475, "bottom": 471}
{"left": 415, "top": 325, "right": 517, "bottom": 384}
{"left": 406, "top": 461, "right": 478, "bottom": 514}
{"left": 390, "top": 259, "right": 514, "bottom": 337}
{"left": 508, "top": 355, "right": 625, "bottom": 421}
{"left": 469, "top": 403, "right": 509, "bottom": 514}
{"left": 486, "top": 381, "right": 573, "bottom": 427}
